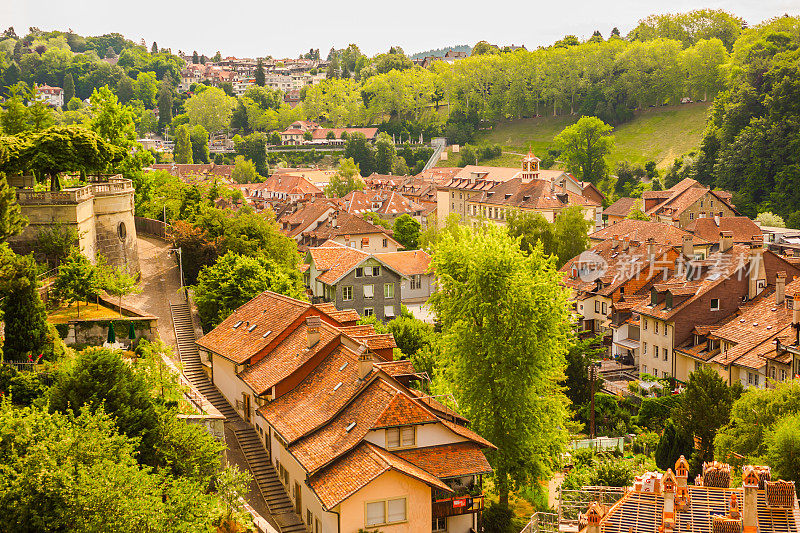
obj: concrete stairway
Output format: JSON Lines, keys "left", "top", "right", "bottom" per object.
{"left": 169, "top": 301, "right": 305, "bottom": 533}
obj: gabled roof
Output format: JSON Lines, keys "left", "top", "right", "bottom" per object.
{"left": 306, "top": 240, "right": 406, "bottom": 285}
{"left": 603, "top": 197, "right": 640, "bottom": 218}
{"left": 374, "top": 250, "right": 431, "bottom": 277}
{"left": 393, "top": 442, "right": 493, "bottom": 479}
{"left": 685, "top": 217, "right": 762, "bottom": 244}
{"left": 591, "top": 220, "right": 711, "bottom": 246}
{"left": 196, "top": 291, "right": 311, "bottom": 364}
{"left": 308, "top": 441, "right": 452, "bottom": 510}
{"left": 475, "top": 177, "right": 599, "bottom": 209}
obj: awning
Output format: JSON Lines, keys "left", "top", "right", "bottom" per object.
{"left": 613, "top": 338, "right": 640, "bottom": 350}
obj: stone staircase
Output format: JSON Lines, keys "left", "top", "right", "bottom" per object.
{"left": 169, "top": 301, "right": 306, "bottom": 533}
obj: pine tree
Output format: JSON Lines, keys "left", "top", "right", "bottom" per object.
{"left": 0, "top": 250, "right": 49, "bottom": 358}
{"left": 0, "top": 176, "right": 26, "bottom": 242}
{"left": 174, "top": 124, "right": 193, "bottom": 164}
{"left": 255, "top": 59, "right": 265, "bottom": 86}
{"left": 151, "top": 41, "right": 158, "bottom": 54}
{"left": 157, "top": 79, "right": 173, "bottom": 130}
{"left": 213, "top": 51, "right": 221, "bottom": 63}
{"left": 192, "top": 50, "right": 199, "bottom": 64}
{"left": 62, "top": 73, "right": 75, "bottom": 108}
{"left": 12, "top": 40, "right": 22, "bottom": 62}
{"left": 200, "top": 55, "right": 206, "bottom": 65}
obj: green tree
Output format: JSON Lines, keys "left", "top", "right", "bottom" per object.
{"left": 157, "top": 78, "right": 173, "bottom": 129}
{"left": 672, "top": 365, "right": 741, "bottom": 474}
{"left": 374, "top": 132, "right": 397, "bottom": 174}
{"left": 116, "top": 75, "right": 135, "bottom": 104}
{"left": 0, "top": 247, "right": 50, "bottom": 358}
{"left": 5, "top": 125, "right": 122, "bottom": 191}
{"left": 756, "top": 212, "right": 785, "bottom": 228}
{"left": 392, "top": 214, "right": 420, "bottom": 249}
{"left": 655, "top": 419, "right": 694, "bottom": 471}
{"left": 0, "top": 83, "right": 35, "bottom": 134}
{"left": 62, "top": 72, "right": 75, "bottom": 107}
{"left": 343, "top": 132, "right": 375, "bottom": 176}
{"left": 553, "top": 205, "right": 593, "bottom": 267}
{"left": 255, "top": 58, "right": 265, "bottom": 86}
{"left": 189, "top": 124, "right": 210, "bottom": 163}
{"left": 193, "top": 251, "right": 305, "bottom": 330}
{"left": 554, "top": 116, "right": 614, "bottom": 184}
{"left": 99, "top": 258, "right": 141, "bottom": 316}
{"left": 232, "top": 132, "right": 269, "bottom": 176}
{"left": 506, "top": 209, "right": 555, "bottom": 257}
{"left": 459, "top": 144, "right": 478, "bottom": 166}
{"left": 715, "top": 380, "right": 800, "bottom": 462}
{"left": 52, "top": 248, "right": 101, "bottom": 318}
{"left": 185, "top": 86, "right": 235, "bottom": 134}
{"left": 0, "top": 403, "right": 215, "bottom": 532}
{"left": 430, "top": 224, "right": 572, "bottom": 506}
{"left": 230, "top": 154, "right": 259, "bottom": 184}
{"left": 563, "top": 333, "right": 605, "bottom": 411}
{"left": 34, "top": 223, "right": 78, "bottom": 268}
{"left": 385, "top": 315, "right": 434, "bottom": 358}
{"left": 0, "top": 174, "right": 26, "bottom": 242}
{"left": 90, "top": 86, "right": 137, "bottom": 149}
{"left": 173, "top": 124, "right": 193, "bottom": 164}
{"left": 134, "top": 71, "right": 158, "bottom": 108}
{"left": 48, "top": 346, "right": 162, "bottom": 465}
{"left": 324, "top": 157, "right": 364, "bottom": 197}
{"left": 766, "top": 414, "right": 800, "bottom": 483}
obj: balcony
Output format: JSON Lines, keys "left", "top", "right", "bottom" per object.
{"left": 432, "top": 494, "right": 484, "bottom": 519}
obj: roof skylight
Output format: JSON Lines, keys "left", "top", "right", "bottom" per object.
{"left": 233, "top": 321, "right": 243, "bottom": 328}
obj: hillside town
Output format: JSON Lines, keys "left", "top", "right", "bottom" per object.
{"left": 1, "top": 8, "right": 800, "bottom": 533}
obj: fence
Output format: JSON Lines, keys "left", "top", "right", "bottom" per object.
{"left": 569, "top": 436, "right": 625, "bottom": 453}
{"left": 520, "top": 512, "right": 559, "bottom": 533}
{"left": 134, "top": 216, "right": 171, "bottom": 240}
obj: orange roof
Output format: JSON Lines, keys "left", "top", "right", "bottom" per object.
{"left": 685, "top": 217, "right": 762, "bottom": 244}
{"left": 307, "top": 243, "right": 370, "bottom": 284}
{"left": 308, "top": 441, "right": 452, "bottom": 509}
{"left": 196, "top": 292, "right": 311, "bottom": 364}
{"left": 602, "top": 197, "right": 640, "bottom": 218}
{"left": 238, "top": 321, "right": 340, "bottom": 394}
{"left": 591, "top": 220, "right": 710, "bottom": 246}
{"left": 373, "top": 393, "right": 439, "bottom": 428}
{"left": 393, "top": 441, "right": 492, "bottom": 479}
{"left": 375, "top": 250, "right": 431, "bottom": 277}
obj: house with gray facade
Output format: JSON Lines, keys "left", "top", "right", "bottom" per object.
{"left": 303, "top": 241, "right": 404, "bottom": 321}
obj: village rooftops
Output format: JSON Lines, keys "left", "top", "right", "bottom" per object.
{"left": 472, "top": 177, "right": 600, "bottom": 210}
{"left": 374, "top": 250, "right": 432, "bottom": 277}
{"left": 685, "top": 216, "right": 763, "bottom": 244}
{"left": 306, "top": 240, "right": 406, "bottom": 285}
{"left": 603, "top": 197, "right": 641, "bottom": 218}
{"left": 591, "top": 220, "right": 712, "bottom": 247}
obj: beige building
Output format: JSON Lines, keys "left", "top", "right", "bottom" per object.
{"left": 196, "top": 292, "right": 494, "bottom": 533}
{"left": 10, "top": 175, "right": 140, "bottom": 273}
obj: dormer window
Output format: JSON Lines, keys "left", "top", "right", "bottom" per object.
{"left": 233, "top": 321, "right": 243, "bottom": 329}
{"left": 665, "top": 292, "right": 673, "bottom": 310}
{"left": 523, "top": 195, "right": 531, "bottom": 202}
{"left": 386, "top": 425, "right": 415, "bottom": 449}
{"left": 650, "top": 288, "right": 658, "bottom": 306}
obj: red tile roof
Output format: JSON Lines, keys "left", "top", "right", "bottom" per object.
{"left": 685, "top": 217, "right": 762, "bottom": 244}
{"left": 375, "top": 250, "right": 431, "bottom": 277}
{"left": 603, "top": 197, "right": 641, "bottom": 218}
{"left": 393, "top": 442, "right": 492, "bottom": 479}
{"left": 591, "top": 220, "right": 711, "bottom": 246}
{"left": 308, "top": 441, "right": 452, "bottom": 509}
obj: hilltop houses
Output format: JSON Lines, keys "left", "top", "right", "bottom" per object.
{"left": 196, "top": 291, "right": 494, "bottom": 533}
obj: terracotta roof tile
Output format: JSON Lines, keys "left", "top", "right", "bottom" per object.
{"left": 373, "top": 393, "right": 439, "bottom": 428}
{"left": 393, "top": 442, "right": 492, "bottom": 479}
{"left": 685, "top": 217, "right": 762, "bottom": 244}
{"left": 308, "top": 442, "right": 452, "bottom": 509}
{"left": 375, "top": 250, "right": 432, "bottom": 277}
{"left": 591, "top": 220, "right": 710, "bottom": 246}
{"left": 196, "top": 292, "right": 311, "bottom": 364}
{"left": 603, "top": 197, "right": 640, "bottom": 217}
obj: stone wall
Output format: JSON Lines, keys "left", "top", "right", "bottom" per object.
{"left": 59, "top": 317, "right": 157, "bottom": 347}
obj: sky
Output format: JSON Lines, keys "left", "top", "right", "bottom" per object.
{"left": 2, "top": 0, "right": 799, "bottom": 58}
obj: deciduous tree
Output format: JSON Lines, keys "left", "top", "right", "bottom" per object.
{"left": 324, "top": 157, "right": 364, "bottom": 197}
{"left": 392, "top": 213, "right": 420, "bottom": 249}
{"left": 430, "top": 224, "right": 572, "bottom": 506}
{"left": 554, "top": 116, "right": 614, "bottom": 184}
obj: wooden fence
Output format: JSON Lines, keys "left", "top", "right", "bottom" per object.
{"left": 134, "top": 217, "right": 171, "bottom": 240}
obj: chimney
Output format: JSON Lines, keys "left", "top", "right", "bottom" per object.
{"left": 720, "top": 231, "right": 733, "bottom": 252}
{"left": 776, "top": 271, "right": 787, "bottom": 305}
{"left": 662, "top": 469, "right": 677, "bottom": 528}
{"left": 715, "top": 214, "right": 721, "bottom": 225}
{"left": 357, "top": 345, "right": 373, "bottom": 380}
{"left": 612, "top": 234, "right": 620, "bottom": 248}
{"left": 790, "top": 292, "right": 800, "bottom": 345}
{"left": 306, "top": 315, "right": 321, "bottom": 348}
{"left": 623, "top": 236, "right": 630, "bottom": 251}
{"left": 682, "top": 234, "right": 693, "bottom": 258}
{"left": 550, "top": 177, "right": 555, "bottom": 192}
{"left": 742, "top": 466, "right": 759, "bottom": 532}
{"left": 749, "top": 235, "right": 766, "bottom": 300}
{"left": 647, "top": 237, "right": 656, "bottom": 259}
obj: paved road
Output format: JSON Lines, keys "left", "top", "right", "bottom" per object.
{"left": 123, "top": 236, "right": 182, "bottom": 354}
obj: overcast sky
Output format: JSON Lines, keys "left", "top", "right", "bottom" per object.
{"left": 3, "top": 0, "right": 798, "bottom": 58}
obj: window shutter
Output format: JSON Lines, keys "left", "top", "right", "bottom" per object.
{"left": 366, "top": 502, "right": 385, "bottom": 526}
{"left": 401, "top": 426, "right": 415, "bottom": 447}
{"left": 387, "top": 498, "right": 406, "bottom": 523}
{"left": 387, "top": 428, "right": 400, "bottom": 448}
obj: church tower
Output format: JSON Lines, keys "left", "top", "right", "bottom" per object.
{"left": 521, "top": 150, "right": 540, "bottom": 183}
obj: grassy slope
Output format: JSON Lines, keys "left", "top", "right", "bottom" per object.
{"left": 438, "top": 102, "right": 711, "bottom": 170}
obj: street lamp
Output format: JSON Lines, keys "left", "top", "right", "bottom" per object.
{"left": 168, "top": 247, "right": 185, "bottom": 298}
